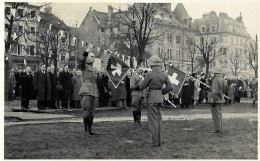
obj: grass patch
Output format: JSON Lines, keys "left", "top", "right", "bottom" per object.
{"left": 5, "top": 118, "right": 257, "bottom": 159}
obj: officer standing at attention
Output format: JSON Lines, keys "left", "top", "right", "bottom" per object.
{"left": 135, "top": 56, "right": 174, "bottom": 146}
{"left": 130, "top": 66, "right": 145, "bottom": 125}
{"left": 208, "top": 72, "right": 227, "bottom": 133}
{"left": 79, "top": 51, "right": 99, "bottom": 136}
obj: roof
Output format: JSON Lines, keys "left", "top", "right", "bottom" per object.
{"left": 194, "top": 12, "right": 250, "bottom": 37}
{"left": 39, "top": 12, "right": 70, "bottom": 30}
{"left": 173, "top": 3, "right": 190, "bottom": 23}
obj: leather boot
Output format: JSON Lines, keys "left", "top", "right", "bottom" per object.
{"left": 83, "top": 116, "right": 88, "bottom": 136}
{"left": 87, "top": 116, "right": 99, "bottom": 135}
{"left": 137, "top": 111, "right": 142, "bottom": 125}
{"left": 133, "top": 111, "right": 137, "bottom": 122}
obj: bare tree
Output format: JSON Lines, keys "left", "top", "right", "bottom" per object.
{"left": 193, "top": 34, "right": 221, "bottom": 75}
{"left": 114, "top": 3, "right": 167, "bottom": 65}
{"left": 185, "top": 35, "right": 199, "bottom": 73}
{"left": 245, "top": 35, "right": 258, "bottom": 78}
{"left": 225, "top": 50, "right": 244, "bottom": 76}
{"left": 28, "top": 16, "right": 70, "bottom": 75}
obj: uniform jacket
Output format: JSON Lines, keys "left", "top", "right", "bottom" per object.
{"left": 138, "top": 67, "right": 174, "bottom": 103}
{"left": 33, "top": 70, "right": 52, "bottom": 101}
{"left": 71, "top": 75, "right": 82, "bottom": 100}
{"left": 80, "top": 65, "right": 98, "bottom": 97}
{"left": 130, "top": 73, "right": 145, "bottom": 97}
{"left": 208, "top": 75, "right": 227, "bottom": 104}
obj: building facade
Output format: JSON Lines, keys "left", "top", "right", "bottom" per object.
{"left": 194, "top": 11, "right": 254, "bottom": 78}
{"left": 4, "top": 3, "right": 72, "bottom": 72}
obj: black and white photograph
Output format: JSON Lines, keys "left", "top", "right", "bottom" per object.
{"left": 3, "top": 0, "right": 258, "bottom": 159}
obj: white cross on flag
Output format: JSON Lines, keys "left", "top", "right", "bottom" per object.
{"left": 105, "top": 53, "right": 130, "bottom": 88}
{"left": 167, "top": 65, "right": 187, "bottom": 95}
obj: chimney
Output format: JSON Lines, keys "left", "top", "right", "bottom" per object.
{"left": 236, "top": 12, "right": 243, "bottom": 22}
{"left": 44, "top": 6, "right": 52, "bottom": 13}
{"left": 108, "top": 5, "right": 113, "bottom": 26}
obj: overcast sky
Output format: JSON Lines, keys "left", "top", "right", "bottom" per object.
{"left": 34, "top": 0, "right": 259, "bottom": 38}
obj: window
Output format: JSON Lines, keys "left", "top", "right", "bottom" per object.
{"left": 167, "top": 49, "right": 172, "bottom": 59}
{"left": 176, "top": 36, "right": 181, "bottom": 43}
{"left": 18, "top": 26, "right": 23, "bottom": 33}
{"left": 5, "top": 7, "right": 10, "bottom": 15}
{"left": 30, "top": 45, "right": 35, "bottom": 55}
{"left": 167, "top": 34, "right": 172, "bottom": 43}
{"left": 17, "top": 44, "right": 21, "bottom": 55}
{"left": 213, "top": 61, "right": 216, "bottom": 68}
{"left": 101, "top": 27, "right": 104, "bottom": 32}
{"left": 223, "top": 48, "right": 227, "bottom": 55}
{"left": 31, "top": 11, "right": 35, "bottom": 18}
{"left": 158, "top": 47, "right": 162, "bottom": 57}
{"left": 201, "top": 26, "right": 205, "bottom": 33}
{"left": 18, "top": 9, "right": 23, "bottom": 17}
{"left": 178, "top": 50, "right": 181, "bottom": 59}
{"left": 212, "top": 25, "right": 216, "bottom": 32}
{"left": 30, "top": 27, "right": 35, "bottom": 34}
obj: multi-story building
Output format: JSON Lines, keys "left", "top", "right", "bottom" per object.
{"left": 77, "top": 3, "right": 197, "bottom": 72}
{"left": 193, "top": 11, "right": 254, "bottom": 78}
{"left": 4, "top": 3, "right": 71, "bottom": 71}
{"left": 5, "top": 2, "right": 41, "bottom": 71}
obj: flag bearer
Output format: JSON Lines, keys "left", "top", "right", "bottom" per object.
{"left": 208, "top": 72, "right": 227, "bottom": 133}
{"left": 130, "top": 67, "right": 145, "bottom": 125}
{"left": 135, "top": 56, "right": 174, "bottom": 146}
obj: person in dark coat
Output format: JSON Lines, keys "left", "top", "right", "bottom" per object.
{"left": 71, "top": 70, "right": 82, "bottom": 108}
{"left": 20, "top": 67, "right": 34, "bottom": 109}
{"left": 59, "top": 65, "right": 72, "bottom": 109}
{"left": 108, "top": 78, "right": 127, "bottom": 110}
{"left": 199, "top": 73, "right": 207, "bottom": 104}
{"left": 14, "top": 68, "right": 23, "bottom": 99}
{"left": 180, "top": 76, "right": 194, "bottom": 109}
{"left": 125, "top": 71, "right": 132, "bottom": 107}
{"left": 56, "top": 67, "right": 64, "bottom": 108}
{"left": 8, "top": 68, "right": 16, "bottom": 101}
{"left": 49, "top": 66, "right": 58, "bottom": 109}
{"left": 33, "top": 64, "right": 52, "bottom": 110}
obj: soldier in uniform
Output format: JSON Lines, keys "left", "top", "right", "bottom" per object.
{"left": 135, "top": 56, "right": 174, "bottom": 146}
{"left": 208, "top": 72, "right": 227, "bottom": 133}
{"left": 130, "top": 67, "right": 145, "bottom": 124}
{"left": 79, "top": 51, "right": 99, "bottom": 136}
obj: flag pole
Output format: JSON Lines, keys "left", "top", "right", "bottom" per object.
{"left": 186, "top": 74, "right": 230, "bottom": 100}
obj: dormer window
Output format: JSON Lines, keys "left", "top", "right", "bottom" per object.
{"left": 211, "top": 25, "right": 216, "bottom": 32}
{"left": 201, "top": 25, "right": 207, "bottom": 33}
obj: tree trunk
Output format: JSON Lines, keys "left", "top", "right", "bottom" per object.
{"left": 205, "top": 62, "right": 209, "bottom": 75}
{"left": 137, "top": 45, "right": 145, "bottom": 66}
{"left": 255, "top": 69, "right": 258, "bottom": 78}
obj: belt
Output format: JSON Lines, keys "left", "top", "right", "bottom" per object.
{"left": 85, "top": 80, "right": 97, "bottom": 84}
{"left": 149, "top": 88, "right": 161, "bottom": 91}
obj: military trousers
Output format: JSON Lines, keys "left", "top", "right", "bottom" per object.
{"left": 132, "top": 95, "right": 144, "bottom": 111}
{"left": 211, "top": 105, "right": 223, "bottom": 131}
{"left": 147, "top": 103, "right": 163, "bottom": 146}
{"left": 81, "top": 95, "right": 98, "bottom": 117}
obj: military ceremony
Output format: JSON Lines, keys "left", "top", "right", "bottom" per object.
{"left": 4, "top": 1, "right": 258, "bottom": 159}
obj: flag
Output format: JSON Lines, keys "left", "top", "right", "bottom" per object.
{"left": 167, "top": 65, "right": 187, "bottom": 95}
{"left": 105, "top": 53, "right": 130, "bottom": 88}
